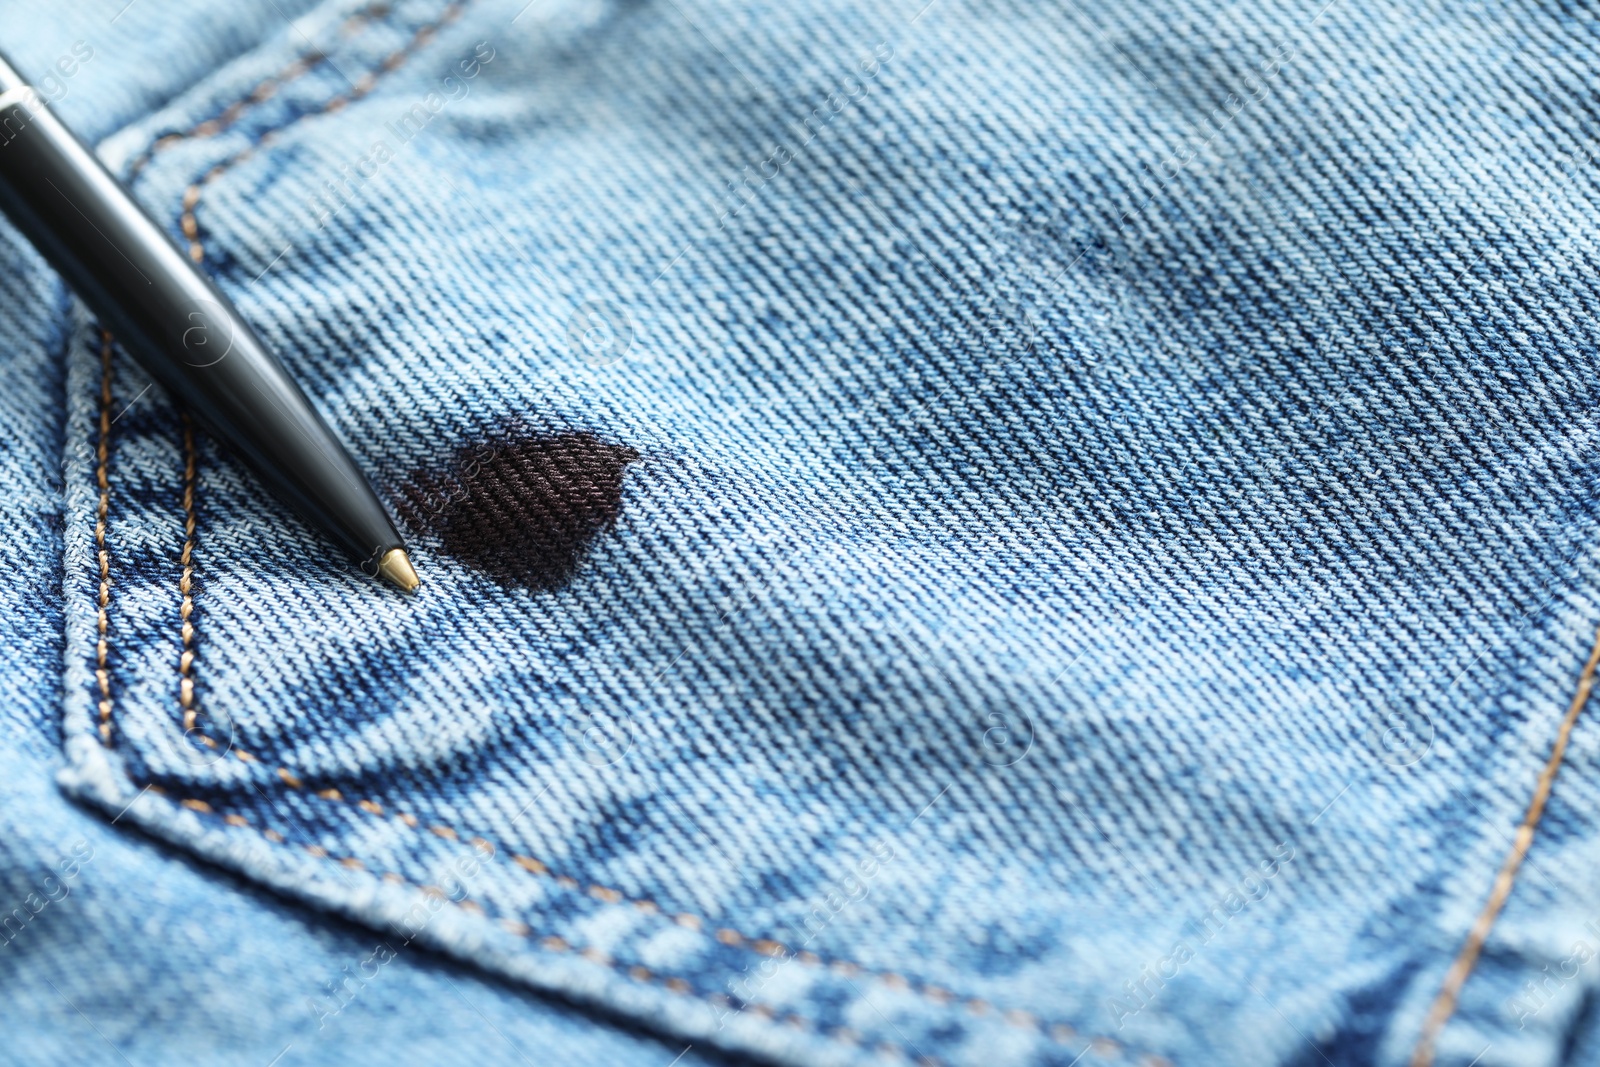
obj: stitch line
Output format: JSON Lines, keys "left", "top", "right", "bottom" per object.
{"left": 144, "top": 784, "right": 958, "bottom": 1066}
{"left": 162, "top": 680, "right": 1137, "bottom": 1054}
{"left": 178, "top": 414, "right": 198, "bottom": 731}
{"left": 94, "top": 332, "right": 114, "bottom": 745}
{"left": 124, "top": 1, "right": 393, "bottom": 179}
{"left": 144, "top": 781, "right": 1173, "bottom": 1066}
{"left": 1410, "top": 623, "right": 1600, "bottom": 1067}
{"left": 180, "top": 0, "right": 468, "bottom": 264}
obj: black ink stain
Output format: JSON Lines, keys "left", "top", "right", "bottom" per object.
{"left": 400, "top": 430, "right": 639, "bottom": 591}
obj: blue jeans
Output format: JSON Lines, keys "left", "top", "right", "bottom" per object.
{"left": 6, "top": 1, "right": 1600, "bottom": 1064}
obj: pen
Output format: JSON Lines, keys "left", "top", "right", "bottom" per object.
{"left": 0, "top": 50, "right": 419, "bottom": 592}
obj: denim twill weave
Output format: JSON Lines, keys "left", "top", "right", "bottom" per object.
{"left": 22, "top": 0, "right": 1600, "bottom": 1065}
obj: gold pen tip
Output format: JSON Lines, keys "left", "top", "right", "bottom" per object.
{"left": 377, "top": 548, "right": 420, "bottom": 592}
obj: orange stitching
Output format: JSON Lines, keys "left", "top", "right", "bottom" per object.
{"left": 172, "top": 700, "right": 1122, "bottom": 1044}
{"left": 123, "top": 786, "right": 962, "bottom": 1061}
{"left": 1410, "top": 624, "right": 1600, "bottom": 1067}
{"left": 178, "top": 414, "right": 199, "bottom": 732}
{"left": 94, "top": 332, "right": 115, "bottom": 744}
{"left": 181, "top": 1, "right": 468, "bottom": 264}
{"left": 125, "top": 1, "right": 392, "bottom": 178}
{"left": 154, "top": 754, "right": 1134, "bottom": 1054}
{"left": 175, "top": 419, "right": 265, "bottom": 762}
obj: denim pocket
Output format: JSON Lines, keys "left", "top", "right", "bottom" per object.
{"left": 56, "top": 1, "right": 1600, "bottom": 1065}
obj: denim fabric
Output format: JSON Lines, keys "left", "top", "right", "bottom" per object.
{"left": 12, "top": 0, "right": 1600, "bottom": 1065}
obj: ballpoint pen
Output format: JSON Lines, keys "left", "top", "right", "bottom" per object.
{"left": 0, "top": 49, "right": 419, "bottom": 592}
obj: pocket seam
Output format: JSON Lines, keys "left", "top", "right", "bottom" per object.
{"left": 1409, "top": 625, "right": 1600, "bottom": 1066}
{"left": 91, "top": 332, "right": 114, "bottom": 746}
{"left": 122, "top": 0, "right": 395, "bottom": 182}
{"left": 177, "top": 0, "right": 470, "bottom": 265}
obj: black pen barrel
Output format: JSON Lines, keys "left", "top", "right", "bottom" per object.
{"left": 0, "top": 64, "right": 408, "bottom": 576}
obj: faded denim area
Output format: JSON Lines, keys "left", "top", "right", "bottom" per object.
{"left": 4, "top": 0, "right": 1600, "bottom": 1064}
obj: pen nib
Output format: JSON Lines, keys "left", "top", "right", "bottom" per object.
{"left": 377, "top": 548, "right": 421, "bottom": 592}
